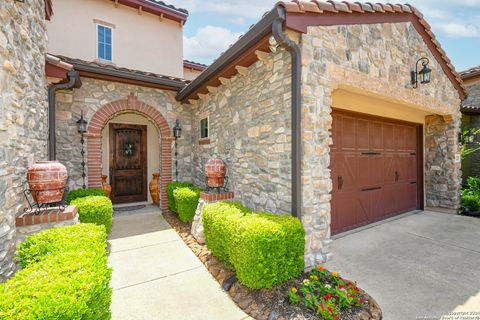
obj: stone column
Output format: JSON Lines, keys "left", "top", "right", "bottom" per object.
{"left": 425, "top": 114, "right": 462, "bottom": 210}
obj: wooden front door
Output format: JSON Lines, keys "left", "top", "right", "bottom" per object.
{"left": 330, "top": 110, "right": 422, "bottom": 235}
{"left": 109, "top": 124, "right": 147, "bottom": 204}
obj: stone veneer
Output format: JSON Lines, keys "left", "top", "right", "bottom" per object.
{"left": 0, "top": 1, "right": 48, "bottom": 281}
{"left": 55, "top": 78, "right": 193, "bottom": 208}
{"left": 190, "top": 49, "right": 292, "bottom": 214}
{"left": 300, "top": 22, "right": 462, "bottom": 268}
{"left": 461, "top": 79, "right": 480, "bottom": 181}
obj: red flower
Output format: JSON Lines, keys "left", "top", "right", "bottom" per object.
{"left": 354, "top": 287, "right": 359, "bottom": 292}
{"left": 327, "top": 293, "right": 331, "bottom": 299}
{"left": 328, "top": 307, "right": 333, "bottom": 312}
{"left": 320, "top": 303, "right": 324, "bottom": 310}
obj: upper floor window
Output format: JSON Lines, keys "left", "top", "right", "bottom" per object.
{"left": 97, "top": 24, "right": 112, "bottom": 61}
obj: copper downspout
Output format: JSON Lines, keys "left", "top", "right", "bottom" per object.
{"left": 272, "top": 7, "right": 302, "bottom": 219}
{"left": 47, "top": 69, "right": 81, "bottom": 160}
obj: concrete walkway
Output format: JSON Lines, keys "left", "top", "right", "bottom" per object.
{"left": 325, "top": 211, "right": 480, "bottom": 320}
{"left": 108, "top": 205, "right": 249, "bottom": 320}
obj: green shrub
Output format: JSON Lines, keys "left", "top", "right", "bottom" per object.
{"left": 71, "top": 196, "right": 113, "bottom": 233}
{"left": 461, "top": 194, "right": 480, "bottom": 211}
{"left": 16, "top": 223, "right": 107, "bottom": 268}
{"left": 66, "top": 188, "right": 105, "bottom": 204}
{"left": 173, "top": 187, "right": 203, "bottom": 222}
{"left": 0, "top": 224, "right": 111, "bottom": 320}
{"left": 202, "top": 202, "right": 251, "bottom": 264}
{"left": 462, "top": 176, "right": 480, "bottom": 197}
{"left": 202, "top": 202, "right": 304, "bottom": 289}
{"left": 166, "top": 182, "right": 193, "bottom": 213}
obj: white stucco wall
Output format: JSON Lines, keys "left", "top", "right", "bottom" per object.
{"left": 46, "top": 0, "right": 184, "bottom": 78}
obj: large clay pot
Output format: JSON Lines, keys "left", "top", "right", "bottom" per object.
{"left": 27, "top": 161, "right": 68, "bottom": 204}
{"left": 101, "top": 175, "right": 111, "bottom": 199}
{"left": 205, "top": 158, "right": 226, "bottom": 188}
{"left": 149, "top": 173, "right": 160, "bottom": 204}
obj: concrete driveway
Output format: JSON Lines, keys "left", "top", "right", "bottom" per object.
{"left": 325, "top": 211, "right": 480, "bottom": 320}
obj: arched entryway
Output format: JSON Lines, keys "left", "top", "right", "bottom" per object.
{"left": 85, "top": 93, "right": 174, "bottom": 210}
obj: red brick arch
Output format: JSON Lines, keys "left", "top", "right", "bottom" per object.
{"left": 86, "top": 93, "right": 174, "bottom": 210}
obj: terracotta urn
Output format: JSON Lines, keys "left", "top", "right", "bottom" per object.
{"left": 101, "top": 175, "right": 111, "bottom": 199}
{"left": 205, "top": 158, "right": 226, "bottom": 188}
{"left": 149, "top": 173, "right": 160, "bottom": 204}
{"left": 27, "top": 161, "right": 68, "bottom": 204}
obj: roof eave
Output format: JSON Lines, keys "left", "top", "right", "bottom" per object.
{"left": 176, "top": 7, "right": 282, "bottom": 102}
{"left": 70, "top": 60, "right": 186, "bottom": 90}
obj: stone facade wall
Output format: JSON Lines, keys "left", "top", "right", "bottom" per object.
{"left": 461, "top": 79, "right": 480, "bottom": 181}
{"left": 300, "top": 22, "right": 462, "bottom": 268}
{"left": 55, "top": 78, "right": 193, "bottom": 190}
{"left": 0, "top": 1, "right": 48, "bottom": 281}
{"left": 425, "top": 115, "right": 462, "bottom": 208}
{"left": 462, "top": 80, "right": 480, "bottom": 109}
{"left": 190, "top": 49, "right": 292, "bottom": 214}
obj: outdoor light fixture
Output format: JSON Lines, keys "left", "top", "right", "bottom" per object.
{"left": 173, "top": 119, "right": 182, "bottom": 138}
{"left": 76, "top": 111, "right": 88, "bottom": 133}
{"left": 173, "top": 119, "right": 182, "bottom": 181}
{"left": 411, "top": 57, "right": 432, "bottom": 88}
{"left": 76, "top": 111, "right": 88, "bottom": 189}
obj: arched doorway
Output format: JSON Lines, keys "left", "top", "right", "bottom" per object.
{"left": 85, "top": 93, "right": 174, "bottom": 210}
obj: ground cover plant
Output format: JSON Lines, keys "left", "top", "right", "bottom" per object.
{"left": 461, "top": 176, "right": 480, "bottom": 212}
{"left": 288, "top": 266, "right": 362, "bottom": 320}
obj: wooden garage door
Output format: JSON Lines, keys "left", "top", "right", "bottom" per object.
{"left": 330, "top": 110, "right": 422, "bottom": 235}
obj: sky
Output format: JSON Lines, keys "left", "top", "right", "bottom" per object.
{"left": 167, "top": 0, "right": 480, "bottom": 72}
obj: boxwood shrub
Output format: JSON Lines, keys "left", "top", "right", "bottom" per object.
{"left": 166, "top": 181, "right": 193, "bottom": 213}
{"left": 71, "top": 196, "right": 113, "bottom": 234}
{"left": 173, "top": 187, "right": 203, "bottom": 222}
{"left": 16, "top": 223, "right": 107, "bottom": 268}
{"left": 461, "top": 194, "right": 480, "bottom": 212}
{"left": 0, "top": 224, "right": 111, "bottom": 320}
{"left": 66, "top": 188, "right": 105, "bottom": 204}
{"left": 202, "top": 201, "right": 304, "bottom": 289}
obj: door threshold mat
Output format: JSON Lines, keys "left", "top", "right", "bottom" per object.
{"left": 114, "top": 204, "right": 146, "bottom": 213}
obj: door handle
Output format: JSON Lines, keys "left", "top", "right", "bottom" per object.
{"left": 395, "top": 171, "right": 399, "bottom": 182}
{"left": 361, "top": 187, "right": 382, "bottom": 192}
{"left": 338, "top": 176, "right": 343, "bottom": 191}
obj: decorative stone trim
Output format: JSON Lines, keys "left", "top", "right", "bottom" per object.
{"left": 15, "top": 206, "right": 78, "bottom": 227}
{"left": 86, "top": 93, "right": 172, "bottom": 210}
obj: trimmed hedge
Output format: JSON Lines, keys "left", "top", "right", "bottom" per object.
{"left": 0, "top": 224, "right": 111, "bottom": 320}
{"left": 66, "top": 188, "right": 105, "bottom": 205}
{"left": 16, "top": 223, "right": 107, "bottom": 268}
{"left": 166, "top": 181, "right": 193, "bottom": 213}
{"left": 202, "top": 201, "right": 304, "bottom": 289}
{"left": 174, "top": 187, "right": 203, "bottom": 222}
{"left": 71, "top": 196, "right": 113, "bottom": 234}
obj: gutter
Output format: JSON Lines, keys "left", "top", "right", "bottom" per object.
{"left": 71, "top": 60, "right": 186, "bottom": 90}
{"left": 272, "top": 6, "right": 302, "bottom": 219}
{"left": 48, "top": 70, "right": 82, "bottom": 160}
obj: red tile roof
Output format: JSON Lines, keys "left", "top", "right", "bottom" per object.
{"left": 111, "top": 0, "right": 188, "bottom": 23}
{"left": 276, "top": 1, "right": 466, "bottom": 99}
{"left": 183, "top": 60, "right": 208, "bottom": 72}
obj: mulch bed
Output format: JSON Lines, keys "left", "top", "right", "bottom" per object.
{"left": 162, "top": 210, "right": 382, "bottom": 320}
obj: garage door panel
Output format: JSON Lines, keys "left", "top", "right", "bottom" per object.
{"left": 341, "top": 116, "right": 357, "bottom": 151}
{"left": 331, "top": 110, "right": 420, "bottom": 235}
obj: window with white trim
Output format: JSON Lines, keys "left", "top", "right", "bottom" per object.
{"left": 97, "top": 24, "right": 112, "bottom": 61}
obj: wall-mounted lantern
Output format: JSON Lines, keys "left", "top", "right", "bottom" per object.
{"left": 173, "top": 119, "right": 182, "bottom": 139}
{"left": 411, "top": 57, "right": 432, "bottom": 88}
{"left": 76, "top": 111, "right": 88, "bottom": 189}
{"left": 76, "top": 111, "right": 88, "bottom": 133}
